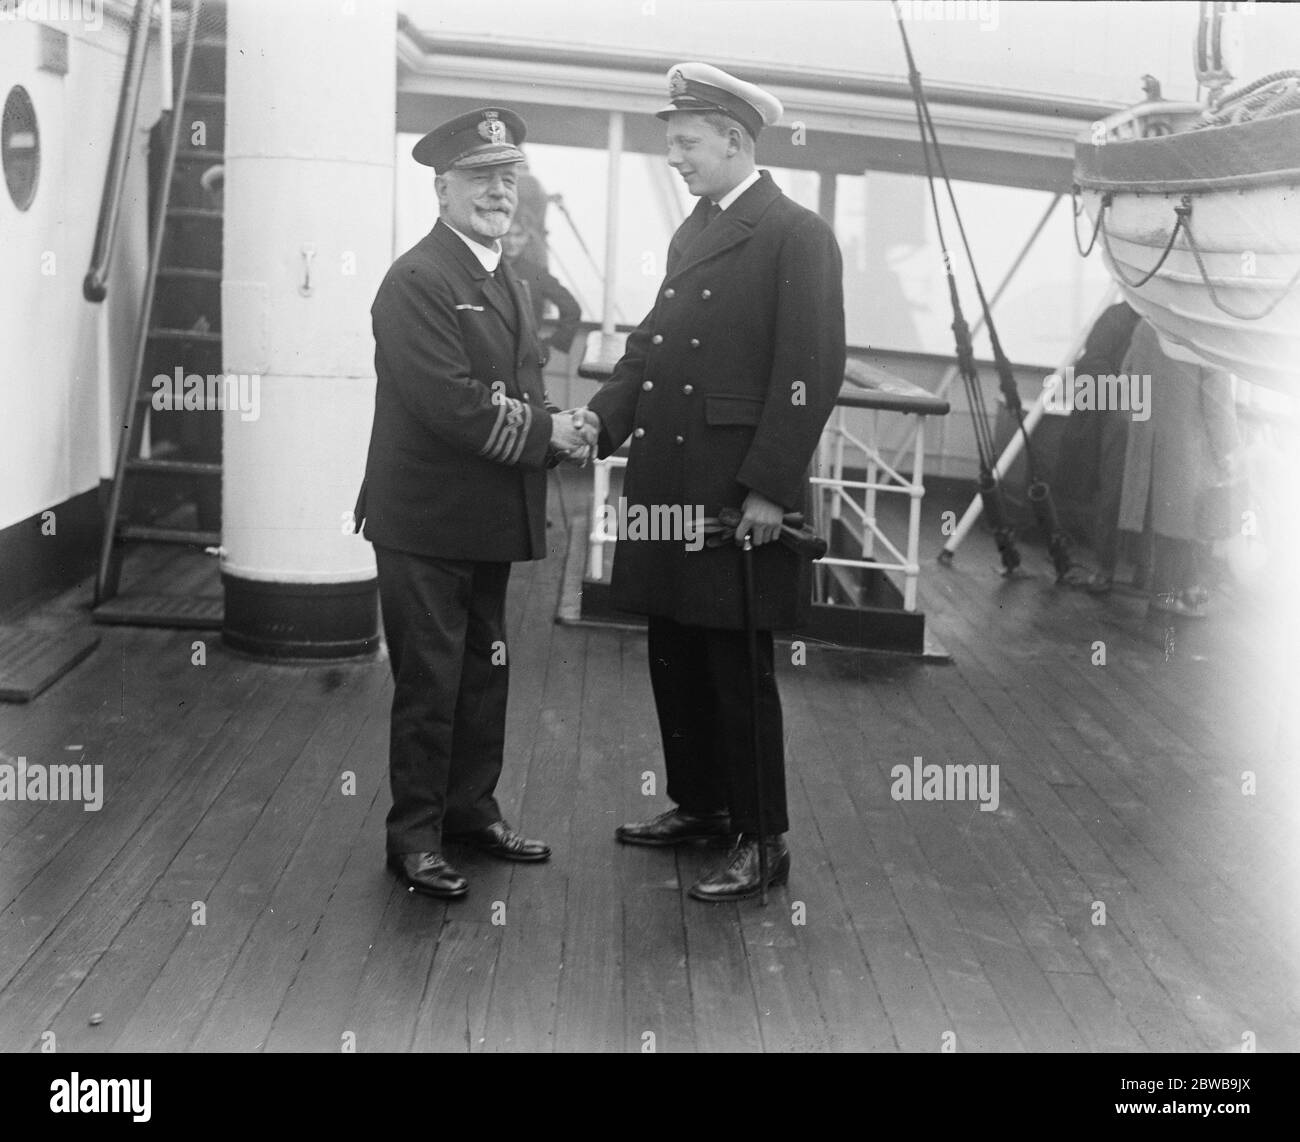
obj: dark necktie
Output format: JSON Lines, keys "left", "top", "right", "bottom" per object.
{"left": 706, "top": 200, "right": 723, "bottom": 225}
{"left": 484, "top": 266, "right": 517, "bottom": 328}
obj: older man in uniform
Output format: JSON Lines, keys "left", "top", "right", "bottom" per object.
{"left": 581, "top": 64, "right": 846, "bottom": 900}
{"left": 354, "top": 108, "right": 594, "bottom": 899}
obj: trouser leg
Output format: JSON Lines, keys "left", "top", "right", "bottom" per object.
{"left": 1094, "top": 410, "right": 1129, "bottom": 577}
{"left": 701, "top": 627, "right": 788, "bottom": 836}
{"left": 443, "top": 561, "right": 511, "bottom": 834}
{"left": 375, "top": 545, "right": 472, "bottom": 855}
{"left": 646, "top": 615, "right": 728, "bottom": 813}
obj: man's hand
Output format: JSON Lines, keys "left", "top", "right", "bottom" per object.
{"left": 552, "top": 407, "right": 601, "bottom": 466}
{"left": 735, "top": 489, "right": 785, "bottom": 546}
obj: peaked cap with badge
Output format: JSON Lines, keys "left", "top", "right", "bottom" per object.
{"left": 411, "top": 106, "right": 527, "bottom": 171}
{"left": 657, "top": 61, "right": 784, "bottom": 138}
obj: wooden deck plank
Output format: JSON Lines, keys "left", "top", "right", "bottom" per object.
{"left": 614, "top": 634, "right": 698, "bottom": 1055}
{"left": 1046, "top": 971, "right": 1148, "bottom": 1052}
{"left": 925, "top": 623, "right": 1216, "bottom": 1050}
{"left": 110, "top": 664, "right": 387, "bottom": 1051}
{"left": 261, "top": 781, "right": 398, "bottom": 1052}
{"left": 935, "top": 593, "right": 1295, "bottom": 947}
{"left": 0, "top": 627, "right": 212, "bottom": 873}
{"left": 779, "top": 737, "right": 898, "bottom": 1051}
{"left": 814, "top": 661, "right": 1029, "bottom": 1051}
{"left": 1038, "top": 624, "right": 1300, "bottom": 951}
{"left": 0, "top": 654, "right": 292, "bottom": 1048}
{"left": 410, "top": 919, "right": 501, "bottom": 1052}
{"left": 961, "top": 594, "right": 1300, "bottom": 1033}
{"left": 788, "top": 666, "right": 953, "bottom": 1052}
{"left": 0, "top": 473, "right": 1294, "bottom": 1053}
{"left": 342, "top": 884, "right": 448, "bottom": 1053}
{"left": 189, "top": 695, "right": 391, "bottom": 1050}
{"left": 553, "top": 626, "right": 626, "bottom": 1052}
{"left": 923, "top": 562, "right": 1269, "bottom": 1050}
{"left": 0, "top": 651, "right": 280, "bottom": 1010}
{"left": 479, "top": 518, "right": 579, "bottom": 1052}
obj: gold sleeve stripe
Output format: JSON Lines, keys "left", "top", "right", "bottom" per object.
{"left": 481, "top": 396, "right": 510, "bottom": 460}
{"left": 504, "top": 400, "right": 533, "bottom": 465}
{"left": 483, "top": 396, "right": 531, "bottom": 465}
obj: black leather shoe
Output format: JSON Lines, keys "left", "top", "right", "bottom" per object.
{"left": 448, "top": 819, "right": 551, "bottom": 862}
{"left": 615, "top": 806, "right": 732, "bottom": 847}
{"left": 687, "top": 835, "right": 789, "bottom": 901}
{"left": 386, "top": 851, "right": 469, "bottom": 899}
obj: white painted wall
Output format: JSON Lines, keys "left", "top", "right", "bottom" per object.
{"left": 0, "top": 9, "right": 162, "bottom": 532}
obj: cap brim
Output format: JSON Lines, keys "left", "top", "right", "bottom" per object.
{"left": 450, "top": 145, "right": 526, "bottom": 170}
{"left": 657, "top": 98, "right": 725, "bottom": 120}
{"left": 413, "top": 134, "right": 526, "bottom": 170}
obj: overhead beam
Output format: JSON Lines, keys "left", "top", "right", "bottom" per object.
{"left": 395, "top": 20, "right": 1122, "bottom": 193}
{"left": 395, "top": 94, "right": 1075, "bottom": 192}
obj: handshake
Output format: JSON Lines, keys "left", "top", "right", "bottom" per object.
{"left": 550, "top": 407, "right": 602, "bottom": 467}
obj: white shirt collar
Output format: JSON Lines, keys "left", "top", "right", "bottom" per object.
{"left": 441, "top": 218, "right": 502, "bottom": 272}
{"left": 714, "top": 169, "right": 761, "bottom": 212}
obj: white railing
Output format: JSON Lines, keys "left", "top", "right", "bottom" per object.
{"left": 579, "top": 344, "right": 950, "bottom": 612}
{"left": 810, "top": 404, "right": 930, "bottom": 612}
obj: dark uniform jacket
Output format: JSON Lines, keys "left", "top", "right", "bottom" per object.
{"left": 588, "top": 171, "right": 845, "bottom": 630}
{"left": 355, "top": 220, "right": 555, "bottom": 563}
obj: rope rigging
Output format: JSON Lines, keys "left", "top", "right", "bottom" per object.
{"left": 892, "top": 2, "right": 1074, "bottom": 578}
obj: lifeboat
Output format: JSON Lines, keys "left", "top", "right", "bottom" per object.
{"left": 1073, "top": 75, "right": 1300, "bottom": 393}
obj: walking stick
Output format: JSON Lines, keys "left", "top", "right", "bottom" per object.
{"left": 739, "top": 536, "right": 769, "bottom": 906}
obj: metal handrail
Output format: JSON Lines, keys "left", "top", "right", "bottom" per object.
{"left": 83, "top": 0, "right": 154, "bottom": 303}
{"left": 95, "top": 0, "right": 204, "bottom": 605}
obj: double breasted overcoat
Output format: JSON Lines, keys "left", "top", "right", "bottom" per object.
{"left": 355, "top": 219, "right": 554, "bottom": 562}
{"left": 588, "top": 171, "right": 846, "bottom": 630}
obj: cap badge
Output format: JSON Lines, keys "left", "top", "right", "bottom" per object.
{"left": 478, "top": 115, "right": 507, "bottom": 144}
{"left": 669, "top": 68, "right": 688, "bottom": 97}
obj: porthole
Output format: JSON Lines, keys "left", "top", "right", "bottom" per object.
{"left": 3, "top": 86, "right": 40, "bottom": 212}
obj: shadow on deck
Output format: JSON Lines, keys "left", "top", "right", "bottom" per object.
{"left": 0, "top": 468, "right": 1297, "bottom": 1052}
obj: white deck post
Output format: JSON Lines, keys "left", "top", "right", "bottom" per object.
{"left": 588, "top": 110, "right": 624, "bottom": 581}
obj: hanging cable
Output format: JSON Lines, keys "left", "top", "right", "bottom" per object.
{"left": 893, "top": 3, "right": 1021, "bottom": 574}
{"left": 894, "top": 4, "right": 1075, "bottom": 579}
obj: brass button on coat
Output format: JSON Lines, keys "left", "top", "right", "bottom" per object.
{"left": 634, "top": 427, "right": 645, "bottom": 438}
{"left": 642, "top": 381, "right": 653, "bottom": 391}
{"left": 683, "top": 384, "right": 694, "bottom": 394}
{"left": 701, "top": 289, "right": 712, "bottom": 299}
{"left": 689, "top": 338, "right": 700, "bottom": 348}
{"left": 664, "top": 288, "right": 676, "bottom": 298}
{"left": 651, "top": 334, "right": 664, "bottom": 345}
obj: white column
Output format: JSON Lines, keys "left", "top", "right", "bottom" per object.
{"left": 220, "top": 0, "right": 395, "bottom": 658}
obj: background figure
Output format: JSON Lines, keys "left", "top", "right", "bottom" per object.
{"left": 1117, "top": 319, "right": 1239, "bottom": 619}
{"left": 512, "top": 160, "right": 551, "bottom": 265}
{"left": 502, "top": 220, "right": 583, "bottom": 361}
{"left": 1057, "top": 300, "right": 1142, "bottom": 592}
